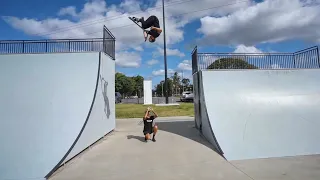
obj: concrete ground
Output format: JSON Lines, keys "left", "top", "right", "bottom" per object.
{"left": 49, "top": 117, "right": 320, "bottom": 180}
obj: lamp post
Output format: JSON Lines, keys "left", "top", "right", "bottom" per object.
{"left": 162, "top": 0, "right": 169, "bottom": 104}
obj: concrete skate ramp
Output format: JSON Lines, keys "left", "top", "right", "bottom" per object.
{"left": 201, "top": 69, "right": 320, "bottom": 160}
{"left": 0, "top": 52, "right": 115, "bottom": 180}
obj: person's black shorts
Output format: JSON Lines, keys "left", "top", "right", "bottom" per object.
{"left": 143, "top": 121, "right": 154, "bottom": 135}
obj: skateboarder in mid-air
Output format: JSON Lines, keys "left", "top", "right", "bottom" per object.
{"left": 131, "top": 15, "right": 162, "bottom": 43}
{"left": 143, "top": 107, "right": 158, "bottom": 142}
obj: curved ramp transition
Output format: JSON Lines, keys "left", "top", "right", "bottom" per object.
{"left": 0, "top": 52, "right": 115, "bottom": 180}
{"left": 200, "top": 69, "right": 320, "bottom": 160}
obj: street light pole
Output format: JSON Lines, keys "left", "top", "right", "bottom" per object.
{"left": 162, "top": 0, "right": 169, "bottom": 104}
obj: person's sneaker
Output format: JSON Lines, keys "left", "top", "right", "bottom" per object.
{"left": 152, "top": 138, "right": 156, "bottom": 142}
{"left": 131, "top": 17, "right": 140, "bottom": 22}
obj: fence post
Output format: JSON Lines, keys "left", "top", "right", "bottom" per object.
{"left": 103, "top": 26, "right": 106, "bottom": 54}
{"left": 293, "top": 54, "right": 296, "bottom": 68}
{"left": 22, "top": 40, "right": 25, "bottom": 53}
{"left": 317, "top": 46, "right": 320, "bottom": 68}
{"left": 45, "top": 40, "right": 48, "bottom": 52}
{"left": 113, "top": 40, "right": 115, "bottom": 60}
{"left": 192, "top": 46, "right": 198, "bottom": 74}
{"left": 91, "top": 39, "right": 94, "bottom": 51}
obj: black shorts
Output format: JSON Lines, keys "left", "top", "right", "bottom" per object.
{"left": 143, "top": 122, "right": 154, "bottom": 135}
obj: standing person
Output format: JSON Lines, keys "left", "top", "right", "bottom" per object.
{"left": 131, "top": 15, "right": 162, "bottom": 43}
{"left": 143, "top": 107, "right": 158, "bottom": 142}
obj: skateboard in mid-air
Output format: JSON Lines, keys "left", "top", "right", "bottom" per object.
{"left": 128, "top": 17, "right": 149, "bottom": 42}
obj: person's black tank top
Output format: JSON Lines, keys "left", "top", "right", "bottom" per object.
{"left": 144, "top": 116, "right": 154, "bottom": 124}
{"left": 148, "top": 16, "right": 160, "bottom": 38}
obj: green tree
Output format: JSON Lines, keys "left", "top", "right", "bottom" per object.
{"left": 171, "top": 72, "right": 182, "bottom": 95}
{"left": 154, "top": 78, "right": 174, "bottom": 97}
{"left": 154, "top": 81, "right": 164, "bottom": 97}
{"left": 132, "top": 75, "right": 144, "bottom": 97}
{"left": 115, "top": 72, "right": 135, "bottom": 97}
{"left": 207, "top": 57, "right": 258, "bottom": 69}
{"left": 124, "top": 77, "right": 136, "bottom": 97}
{"left": 115, "top": 72, "right": 127, "bottom": 96}
{"left": 181, "top": 78, "right": 190, "bottom": 86}
{"left": 181, "top": 78, "right": 190, "bottom": 92}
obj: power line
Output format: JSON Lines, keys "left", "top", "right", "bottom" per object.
{"left": 33, "top": 0, "right": 198, "bottom": 37}
{"left": 75, "top": 0, "right": 250, "bottom": 38}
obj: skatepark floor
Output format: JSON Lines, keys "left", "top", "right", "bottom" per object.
{"left": 49, "top": 117, "right": 320, "bottom": 180}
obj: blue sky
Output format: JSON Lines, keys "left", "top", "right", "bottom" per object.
{"left": 1, "top": 0, "right": 320, "bottom": 88}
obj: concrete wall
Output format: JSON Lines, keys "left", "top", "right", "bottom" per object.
{"left": 143, "top": 80, "right": 152, "bottom": 105}
{"left": 201, "top": 69, "right": 320, "bottom": 160}
{"left": 0, "top": 52, "right": 115, "bottom": 180}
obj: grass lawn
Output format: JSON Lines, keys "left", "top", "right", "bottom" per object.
{"left": 115, "top": 103, "right": 194, "bottom": 119}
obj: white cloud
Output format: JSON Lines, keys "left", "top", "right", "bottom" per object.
{"left": 2, "top": 0, "right": 254, "bottom": 52}
{"left": 159, "top": 0, "right": 252, "bottom": 23}
{"left": 3, "top": 0, "right": 208, "bottom": 68}
{"left": 233, "top": 44, "right": 263, "bottom": 53}
{"left": 177, "top": 60, "right": 192, "bottom": 71}
{"left": 58, "top": 6, "right": 78, "bottom": 17}
{"left": 115, "top": 51, "right": 141, "bottom": 68}
{"left": 3, "top": 0, "right": 320, "bottom": 71}
{"left": 146, "top": 59, "right": 159, "bottom": 66}
{"left": 197, "top": 0, "right": 320, "bottom": 46}
{"left": 1, "top": 0, "right": 186, "bottom": 50}
{"left": 152, "top": 69, "right": 175, "bottom": 76}
{"left": 153, "top": 47, "right": 185, "bottom": 57}
{"left": 152, "top": 67, "right": 189, "bottom": 80}
{"left": 181, "top": 72, "right": 192, "bottom": 81}
{"left": 133, "top": 46, "right": 143, "bottom": 51}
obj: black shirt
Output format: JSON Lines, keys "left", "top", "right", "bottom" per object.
{"left": 143, "top": 116, "right": 155, "bottom": 134}
{"left": 144, "top": 116, "right": 155, "bottom": 124}
{"left": 148, "top": 29, "right": 160, "bottom": 38}
{"left": 148, "top": 16, "right": 160, "bottom": 38}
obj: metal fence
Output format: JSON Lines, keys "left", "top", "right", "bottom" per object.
{"left": 0, "top": 25, "right": 116, "bottom": 60}
{"left": 103, "top": 25, "right": 116, "bottom": 60}
{"left": 192, "top": 46, "right": 320, "bottom": 74}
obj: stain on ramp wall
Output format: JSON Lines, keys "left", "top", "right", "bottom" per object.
{"left": 61, "top": 52, "right": 116, "bottom": 165}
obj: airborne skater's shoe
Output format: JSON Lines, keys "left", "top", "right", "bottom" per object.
{"left": 131, "top": 17, "right": 142, "bottom": 22}
{"left": 131, "top": 17, "right": 138, "bottom": 22}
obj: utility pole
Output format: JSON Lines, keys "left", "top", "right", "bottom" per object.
{"left": 162, "top": 0, "right": 169, "bottom": 104}
{"left": 162, "top": 81, "right": 164, "bottom": 97}
{"left": 182, "top": 70, "right": 184, "bottom": 92}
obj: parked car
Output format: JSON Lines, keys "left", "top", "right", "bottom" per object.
{"left": 180, "top": 91, "right": 194, "bottom": 102}
{"left": 115, "top": 92, "right": 122, "bottom": 104}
